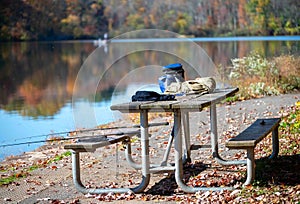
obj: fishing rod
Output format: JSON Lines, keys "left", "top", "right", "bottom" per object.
{"left": 0, "top": 122, "right": 169, "bottom": 147}
{"left": 0, "top": 130, "right": 141, "bottom": 148}
{"left": 10, "top": 121, "right": 169, "bottom": 142}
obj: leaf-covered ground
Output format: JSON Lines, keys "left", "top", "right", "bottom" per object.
{"left": 0, "top": 94, "right": 299, "bottom": 203}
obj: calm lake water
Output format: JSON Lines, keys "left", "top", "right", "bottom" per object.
{"left": 0, "top": 36, "right": 299, "bottom": 161}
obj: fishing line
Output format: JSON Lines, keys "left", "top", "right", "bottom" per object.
{"left": 0, "top": 122, "right": 169, "bottom": 148}
{"left": 8, "top": 122, "right": 169, "bottom": 142}
{"left": 0, "top": 130, "right": 140, "bottom": 148}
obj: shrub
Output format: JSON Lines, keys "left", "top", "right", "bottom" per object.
{"left": 228, "top": 52, "right": 300, "bottom": 99}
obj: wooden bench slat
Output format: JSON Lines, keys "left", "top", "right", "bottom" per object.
{"left": 226, "top": 118, "right": 281, "bottom": 148}
{"left": 64, "top": 129, "right": 141, "bottom": 152}
{"left": 64, "top": 135, "right": 131, "bottom": 152}
{"left": 64, "top": 122, "right": 168, "bottom": 153}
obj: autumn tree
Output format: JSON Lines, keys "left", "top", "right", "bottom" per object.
{"left": 60, "top": 0, "right": 107, "bottom": 39}
{"left": 1, "top": 0, "right": 299, "bottom": 41}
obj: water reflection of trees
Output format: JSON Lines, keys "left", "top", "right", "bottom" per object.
{"left": 0, "top": 40, "right": 298, "bottom": 118}
{"left": 0, "top": 42, "right": 95, "bottom": 118}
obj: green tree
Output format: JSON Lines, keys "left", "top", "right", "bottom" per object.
{"left": 125, "top": 14, "right": 145, "bottom": 30}
{"left": 173, "top": 13, "right": 192, "bottom": 34}
{"left": 247, "top": 0, "right": 271, "bottom": 35}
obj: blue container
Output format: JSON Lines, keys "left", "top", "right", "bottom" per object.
{"left": 158, "top": 63, "right": 185, "bottom": 93}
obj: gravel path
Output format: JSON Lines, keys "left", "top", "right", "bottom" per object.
{"left": 0, "top": 93, "right": 299, "bottom": 203}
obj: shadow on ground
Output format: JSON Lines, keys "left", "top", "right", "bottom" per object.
{"left": 145, "top": 154, "right": 300, "bottom": 195}
{"left": 145, "top": 161, "right": 210, "bottom": 195}
{"left": 255, "top": 154, "right": 300, "bottom": 186}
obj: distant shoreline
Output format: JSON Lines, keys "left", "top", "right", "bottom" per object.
{"left": 2, "top": 35, "right": 299, "bottom": 44}
{"left": 110, "top": 35, "right": 300, "bottom": 43}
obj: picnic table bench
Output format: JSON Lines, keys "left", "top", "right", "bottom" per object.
{"left": 64, "top": 122, "right": 168, "bottom": 194}
{"left": 226, "top": 118, "right": 281, "bottom": 185}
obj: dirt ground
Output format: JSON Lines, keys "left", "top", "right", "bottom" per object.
{"left": 0, "top": 93, "right": 299, "bottom": 203}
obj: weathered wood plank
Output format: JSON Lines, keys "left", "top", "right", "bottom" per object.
{"left": 64, "top": 135, "right": 131, "bottom": 152}
{"left": 172, "top": 88, "right": 238, "bottom": 110}
{"left": 140, "top": 100, "right": 179, "bottom": 111}
{"left": 193, "top": 88, "right": 239, "bottom": 104}
{"left": 172, "top": 99, "right": 210, "bottom": 110}
{"left": 110, "top": 101, "right": 152, "bottom": 112}
{"left": 226, "top": 118, "right": 281, "bottom": 148}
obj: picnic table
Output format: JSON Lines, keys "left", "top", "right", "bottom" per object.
{"left": 110, "top": 87, "right": 240, "bottom": 193}
{"left": 65, "top": 86, "right": 281, "bottom": 194}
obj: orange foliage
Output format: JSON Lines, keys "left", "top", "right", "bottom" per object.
{"left": 18, "top": 80, "right": 43, "bottom": 105}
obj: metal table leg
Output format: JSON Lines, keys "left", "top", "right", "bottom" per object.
{"left": 160, "top": 128, "right": 174, "bottom": 166}
{"left": 182, "top": 111, "right": 191, "bottom": 163}
{"left": 138, "top": 110, "right": 151, "bottom": 190}
{"left": 161, "top": 111, "right": 191, "bottom": 166}
{"left": 124, "top": 139, "right": 142, "bottom": 170}
{"left": 210, "top": 103, "right": 246, "bottom": 165}
{"left": 173, "top": 109, "right": 233, "bottom": 192}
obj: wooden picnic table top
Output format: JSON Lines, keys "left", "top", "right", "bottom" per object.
{"left": 110, "top": 87, "right": 239, "bottom": 113}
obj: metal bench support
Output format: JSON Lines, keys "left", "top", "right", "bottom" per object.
{"left": 66, "top": 135, "right": 151, "bottom": 194}
{"left": 70, "top": 150, "right": 150, "bottom": 194}
{"left": 226, "top": 118, "right": 281, "bottom": 186}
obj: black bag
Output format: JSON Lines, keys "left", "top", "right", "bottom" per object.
{"left": 131, "top": 91, "right": 175, "bottom": 102}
